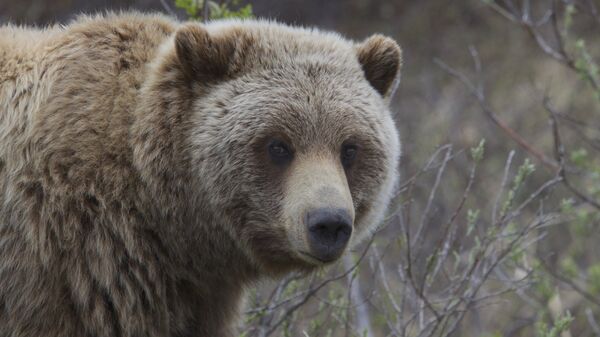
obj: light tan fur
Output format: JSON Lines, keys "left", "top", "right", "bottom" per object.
{"left": 0, "top": 12, "right": 401, "bottom": 337}
{"left": 283, "top": 154, "right": 356, "bottom": 258}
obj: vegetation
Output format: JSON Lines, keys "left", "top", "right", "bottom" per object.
{"left": 174, "top": 0, "right": 253, "bottom": 21}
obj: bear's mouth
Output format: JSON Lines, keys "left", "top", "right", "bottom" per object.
{"left": 298, "top": 251, "right": 338, "bottom": 265}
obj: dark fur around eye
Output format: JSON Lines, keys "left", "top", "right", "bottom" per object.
{"left": 341, "top": 144, "right": 358, "bottom": 168}
{"left": 267, "top": 139, "right": 293, "bottom": 165}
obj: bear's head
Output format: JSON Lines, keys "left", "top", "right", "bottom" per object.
{"left": 137, "top": 20, "right": 401, "bottom": 276}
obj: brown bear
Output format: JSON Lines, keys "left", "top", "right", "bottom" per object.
{"left": 0, "top": 12, "right": 401, "bottom": 337}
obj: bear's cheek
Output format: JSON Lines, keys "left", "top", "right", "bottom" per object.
{"left": 346, "top": 144, "right": 397, "bottom": 245}
{"left": 243, "top": 222, "right": 304, "bottom": 273}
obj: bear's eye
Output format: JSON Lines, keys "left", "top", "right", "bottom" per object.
{"left": 267, "top": 139, "right": 293, "bottom": 165}
{"left": 341, "top": 144, "right": 358, "bottom": 168}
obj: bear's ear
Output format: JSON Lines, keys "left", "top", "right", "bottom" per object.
{"left": 174, "top": 24, "right": 243, "bottom": 81}
{"left": 356, "top": 35, "right": 402, "bottom": 99}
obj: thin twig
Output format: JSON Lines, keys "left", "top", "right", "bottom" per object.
{"left": 202, "top": 0, "right": 210, "bottom": 22}
{"left": 159, "top": 0, "right": 179, "bottom": 17}
{"left": 493, "top": 151, "right": 516, "bottom": 225}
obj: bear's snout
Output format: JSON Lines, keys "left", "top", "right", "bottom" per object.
{"left": 305, "top": 208, "right": 353, "bottom": 262}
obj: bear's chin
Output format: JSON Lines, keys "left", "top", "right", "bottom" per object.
{"left": 254, "top": 253, "right": 326, "bottom": 277}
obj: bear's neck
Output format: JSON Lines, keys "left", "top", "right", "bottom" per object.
{"left": 167, "top": 232, "right": 258, "bottom": 336}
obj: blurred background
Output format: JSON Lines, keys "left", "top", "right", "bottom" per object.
{"left": 2, "top": 1, "right": 600, "bottom": 336}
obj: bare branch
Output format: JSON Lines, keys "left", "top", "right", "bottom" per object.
{"left": 545, "top": 98, "right": 600, "bottom": 210}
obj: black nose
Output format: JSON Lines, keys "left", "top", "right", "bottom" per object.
{"left": 306, "top": 208, "right": 353, "bottom": 262}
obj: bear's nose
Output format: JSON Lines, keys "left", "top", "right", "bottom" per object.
{"left": 306, "top": 208, "right": 353, "bottom": 262}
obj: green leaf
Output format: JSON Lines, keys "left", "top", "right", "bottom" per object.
{"left": 470, "top": 139, "right": 486, "bottom": 162}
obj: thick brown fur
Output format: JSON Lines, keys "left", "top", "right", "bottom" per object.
{"left": 0, "top": 12, "right": 402, "bottom": 337}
